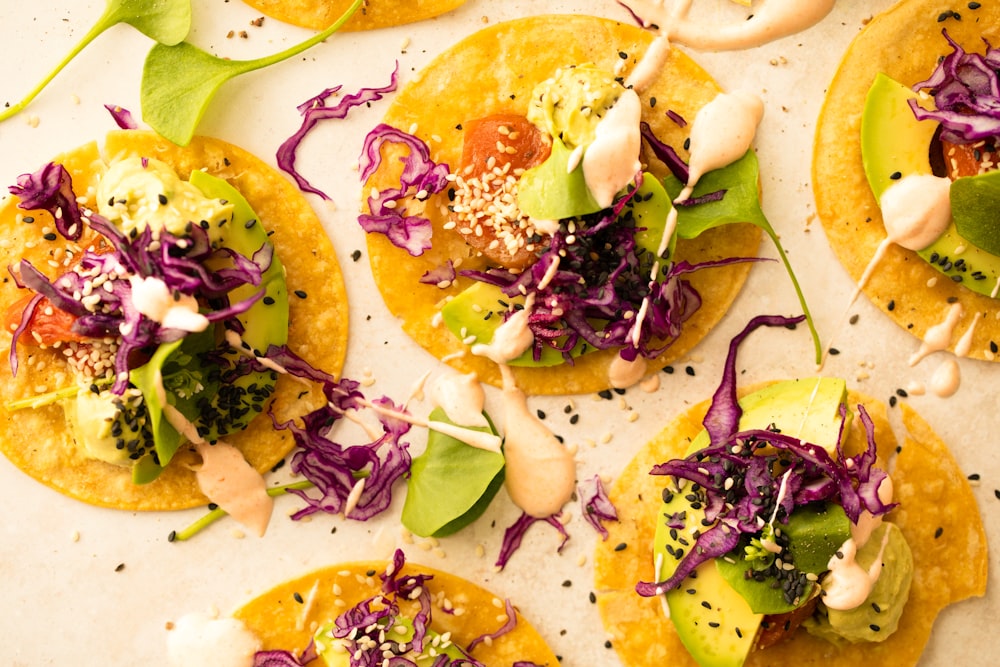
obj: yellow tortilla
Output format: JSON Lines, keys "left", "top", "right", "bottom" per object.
{"left": 364, "top": 15, "right": 761, "bottom": 395}
{"left": 593, "top": 385, "right": 988, "bottom": 666}
{"left": 242, "top": 0, "right": 465, "bottom": 31}
{"left": 813, "top": 1, "right": 1000, "bottom": 360}
{"left": 0, "top": 130, "right": 349, "bottom": 511}
{"left": 233, "top": 557, "right": 559, "bottom": 665}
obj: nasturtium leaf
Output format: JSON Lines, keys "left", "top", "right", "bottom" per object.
{"left": 951, "top": 169, "right": 1000, "bottom": 257}
{"left": 402, "top": 408, "right": 505, "bottom": 538}
{"left": 141, "top": 0, "right": 362, "bottom": 145}
{"left": 663, "top": 150, "right": 821, "bottom": 362}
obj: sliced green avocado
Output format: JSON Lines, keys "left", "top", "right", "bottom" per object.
{"left": 517, "top": 136, "right": 602, "bottom": 220}
{"left": 402, "top": 407, "right": 504, "bottom": 537}
{"left": 653, "top": 378, "right": 849, "bottom": 665}
{"left": 440, "top": 174, "right": 671, "bottom": 366}
{"left": 187, "top": 170, "right": 289, "bottom": 441}
{"left": 686, "top": 378, "right": 849, "bottom": 456}
{"left": 862, "top": 73, "right": 1000, "bottom": 298}
{"left": 716, "top": 503, "right": 851, "bottom": 615}
{"left": 317, "top": 616, "right": 465, "bottom": 666}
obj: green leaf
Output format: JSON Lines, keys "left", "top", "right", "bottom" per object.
{"left": 0, "top": 0, "right": 191, "bottom": 122}
{"left": 663, "top": 150, "right": 822, "bottom": 363}
{"left": 517, "top": 137, "right": 602, "bottom": 220}
{"left": 129, "top": 339, "right": 185, "bottom": 482}
{"left": 951, "top": 169, "right": 1000, "bottom": 256}
{"left": 402, "top": 408, "right": 505, "bottom": 538}
{"left": 141, "top": 0, "right": 363, "bottom": 146}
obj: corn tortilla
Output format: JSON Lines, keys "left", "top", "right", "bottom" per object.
{"left": 363, "top": 15, "right": 761, "bottom": 395}
{"left": 593, "top": 384, "right": 988, "bottom": 666}
{"left": 813, "top": 1, "right": 1000, "bottom": 361}
{"left": 242, "top": 0, "right": 465, "bottom": 31}
{"left": 233, "top": 558, "right": 559, "bottom": 665}
{"left": 0, "top": 130, "right": 349, "bottom": 511}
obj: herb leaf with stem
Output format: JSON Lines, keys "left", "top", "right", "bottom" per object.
{"left": 0, "top": 0, "right": 191, "bottom": 122}
{"left": 141, "top": 0, "right": 363, "bottom": 146}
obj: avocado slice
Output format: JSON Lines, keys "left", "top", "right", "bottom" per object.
{"left": 440, "top": 174, "right": 671, "bottom": 365}
{"left": 861, "top": 73, "right": 1000, "bottom": 297}
{"left": 187, "top": 170, "right": 289, "bottom": 440}
{"left": 653, "top": 378, "right": 849, "bottom": 665}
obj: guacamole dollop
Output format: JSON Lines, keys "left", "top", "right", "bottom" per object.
{"left": 526, "top": 63, "right": 623, "bottom": 150}
{"left": 806, "top": 522, "right": 914, "bottom": 644}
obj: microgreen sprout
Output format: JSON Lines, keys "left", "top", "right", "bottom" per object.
{"left": 0, "top": 0, "right": 191, "bottom": 122}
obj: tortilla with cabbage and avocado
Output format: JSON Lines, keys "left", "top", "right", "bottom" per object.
{"left": 0, "top": 130, "right": 348, "bottom": 511}
{"left": 242, "top": 0, "right": 465, "bottom": 31}
{"left": 228, "top": 550, "right": 558, "bottom": 665}
{"left": 594, "top": 316, "right": 987, "bottom": 667}
{"left": 814, "top": 1, "right": 1000, "bottom": 361}
{"left": 360, "top": 15, "right": 764, "bottom": 396}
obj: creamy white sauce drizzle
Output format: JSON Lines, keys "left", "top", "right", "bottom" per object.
{"left": 909, "top": 302, "right": 962, "bottom": 366}
{"left": 471, "top": 294, "right": 535, "bottom": 364}
{"left": 431, "top": 371, "right": 489, "bottom": 428}
{"left": 357, "top": 397, "right": 502, "bottom": 454}
{"left": 609, "top": 355, "right": 649, "bottom": 389}
{"left": 499, "top": 365, "right": 576, "bottom": 518}
{"left": 167, "top": 612, "right": 261, "bottom": 667}
{"left": 627, "top": 90, "right": 762, "bottom": 354}
{"left": 193, "top": 440, "right": 274, "bottom": 537}
{"left": 621, "top": 0, "right": 836, "bottom": 51}
{"left": 930, "top": 358, "right": 961, "bottom": 398}
{"left": 879, "top": 175, "right": 952, "bottom": 251}
{"left": 583, "top": 89, "right": 643, "bottom": 208}
{"left": 822, "top": 528, "right": 891, "bottom": 611}
{"left": 128, "top": 275, "right": 209, "bottom": 333}
{"left": 850, "top": 476, "right": 893, "bottom": 548}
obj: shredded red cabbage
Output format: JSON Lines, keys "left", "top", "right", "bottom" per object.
{"left": 908, "top": 29, "right": 1000, "bottom": 143}
{"left": 495, "top": 511, "right": 570, "bottom": 570}
{"left": 253, "top": 644, "right": 317, "bottom": 667}
{"left": 104, "top": 104, "right": 138, "bottom": 129}
{"left": 8, "top": 177, "right": 269, "bottom": 394}
{"left": 278, "top": 63, "right": 400, "bottom": 199}
{"left": 265, "top": 346, "right": 412, "bottom": 522}
{"left": 579, "top": 474, "right": 618, "bottom": 540}
{"left": 640, "top": 121, "right": 689, "bottom": 183}
{"left": 8, "top": 161, "right": 83, "bottom": 240}
{"left": 358, "top": 124, "right": 451, "bottom": 257}
{"left": 419, "top": 259, "right": 456, "bottom": 286}
{"left": 636, "top": 314, "right": 896, "bottom": 598}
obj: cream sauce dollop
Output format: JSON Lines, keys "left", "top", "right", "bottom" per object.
{"left": 471, "top": 294, "right": 535, "bottom": 364}
{"left": 167, "top": 612, "right": 261, "bottom": 667}
{"left": 583, "top": 89, "right": 643, "bottom": 209}
{"left": 431, "top": 371, "right": 489, "bottom": 428}
{"left": 499, "top": 366, "right": 576, "bottom": 518}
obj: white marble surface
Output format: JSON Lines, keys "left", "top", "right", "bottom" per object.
{"left": 0, "top": 1, "right": 995, "bottom": 665}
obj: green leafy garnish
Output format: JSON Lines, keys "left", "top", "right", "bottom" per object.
{"left": 141, "top": 0, "right": 362, "bottom": 146}
{"left": 0, "top": 0, "right": 191, "bottom": 122}
{"left": 951, "top": 169, "right": 1000, "bottom": 256}
{"left": 663, "top": 150, "right": 822, "bottom": 363}
{"left": 401, "top": 408, "right": 505, "bottom": 538}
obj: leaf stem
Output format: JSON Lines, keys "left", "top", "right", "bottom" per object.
{"left": 169, "top": 480, "right": 315, "bottom": 542}
{"left": 0, "top": 11, "right": 112, "bottom": 122}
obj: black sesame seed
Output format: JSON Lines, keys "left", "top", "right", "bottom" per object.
{"left": 887, "top": 299, "right": 895, "bottom": 311}
{"left": 115, "top": 563, "right": 125, "bottom": 572}
{"left": 889, "top": 171, "right": 902, "bottom": 180}
{"left": 562, "top": 580, "right": 572, "bottom": 588}
{"left": 849, "top": 314, "right": 860, "bottom": 325}
{"left": 351, "top": 249, "right": 362, "bottom": 262}
{"left": 168, "top": 530, "right": 177, "bottom": 542}
{"left": 650, "top": 97, "right": 657, "bottom": 107}
{"left": 735, "top": 627, "right": 743, "bottom": 639}
{"left": 889, "top": 396, "right": 897, "bottom": 408}
{"left": 604, "top": 640, "right": 613, "bottom": 649}
{"left": 263, "top": 296, "right": 275, "bottom": 305}
{"left": 896, "top": 388, "right": 908, "bottom": 398}
{"left": 700, "top": 600, "right": 712, "bottom": 610}
{"left": 969, "top": 1, "right": 981, "bottom": 7}
{"left": 570, "top": 414, "right": 580, "bottom": 425}
{"left": 618, "top": 51, "right": 628, "bottom": 59}
{"left": 663, "top": 365, "right": 674, "bottom": 374}
{"left": 22, "top": 216, "right": 34, "bottom": 223}
{"left": 598, "top": 389, "right": 613, "bottom": 400}
{"left": 589, "top": 591, "right": 597, "bottom": 604}
{"left": 43, "top": 232, "right": 58, "bottom": 241}
{"left": 708, "top": 622, "right": 721, "bottom": 628}
{"left": 614, "top": 542, "right": 627, "bottom": 552}
{"left": 294, "top": 289, "right": 307, "bottom": 299}
{"left": 537, "top": 409, "right": 546, "bottom": 419}
{"left": 871, "top": 602, "right": 882, "bottom": 613}
{"left": 934, "top": 526, "right": 944, "bottom": 539}
{"left": 685, "top": 366, "right": 695, "bottom": 376}
{"left": 991, "top": 341, "right": 998, "bottom": 354}
{"left": 158, "top": 193, "right": 168, "bottom": 205}
{"left": 870, "top": 623, "right": 881, "bottom": 632}
{"left": 968, "top": 473, "right": 981, "bottom": 481}
{"left": 293, "top": 591, "right": 304, "bottom": 603}
{"left": 829, "top": 348, "right": 840, "bottom": 356}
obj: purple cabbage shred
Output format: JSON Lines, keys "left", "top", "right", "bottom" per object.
{"left": 266, "top": 346, "right": 413, "bottom": 522}
{"left": 908, "top": 29, "right": 1000, "bottom": 143}
{"left": 104, "top": 104, "right": 138, "bottom": 129}
{"left": 495, "top": 511, "right": 570, "bottom": 570}
{"left": 8, "top": 161, "right": 84, "bottom": 241}
{"left": 357, "top": 125, "right": 451, "bottom": 257}
{"left": 579, "top": 474, "right": 619, "bottom": 540}
{"left": 278, "top": 63, "right": 400, "bottom": 199}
